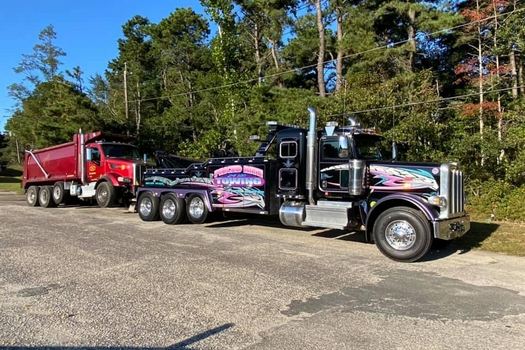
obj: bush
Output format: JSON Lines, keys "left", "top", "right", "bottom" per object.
{"left": 467, "top": 180, "right": 525, "bottom": 221}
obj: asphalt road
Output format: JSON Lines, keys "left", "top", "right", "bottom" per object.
{"left": 1, "top": 193, "right": 524, "bottom": 349}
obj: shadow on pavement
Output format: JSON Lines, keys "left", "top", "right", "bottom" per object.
{"left": 0, "top": 323, "right": 234, "bottom": 350}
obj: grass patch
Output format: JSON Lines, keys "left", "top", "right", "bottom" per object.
{"left": 0, "top": 166, "right": 23, "bottom": 194}
{"left": 455, "top": 221, "right": 525, "bottom": 256}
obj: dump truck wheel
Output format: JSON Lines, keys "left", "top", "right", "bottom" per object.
{"left": 137, "top": 192, "right": 159, "bottom": 221}
{"left": 52, "top": 182, "right": 67, "bottom": 205}
{"left": 26, "top": 186, "right": 39, "bottom": 207}
{"left": 38, "top": 186, "right": 56, "bottom": 208}
{"left": 95, "top": 182, "right": 116, "bottom": 208}
{"left": 160, "top": 193, "right": 186, "bottom": 225}
{"left": 373, "top": 206, "right": 432, "bottom": 262}
{"left": 186, "top": 194, "right": 208, "bottom": 224}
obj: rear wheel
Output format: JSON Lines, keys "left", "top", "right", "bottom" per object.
{"left": 373, "top": 206, "right": 432, "bottom": 262}
{"left": 52, "top": 182, "right": 67, "bottom": 205}
{"left": 26, "top": 186, "right": 39, "bottom": 207}
{"left": 96, "top": 182, "right": 116, "bottom": 208}
{"left": 137, "top": 192, "right": 159, "bottom": 221}
{"left": 186, "top": 194, "right": 208, "bottom": 224}
{"left": 160, "top": 193, "right": 186, "bottom": 225}
{"left": 38, "top": 186, "right": 56, "bottom": 208}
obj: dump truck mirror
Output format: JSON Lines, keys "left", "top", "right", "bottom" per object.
{"left": 338, "top": 136, "right": 349, "bottom": 158}
{"left": 86, "top": 148, "right": 93, "bottom": 161}
{"left": 143, "top": 153, "right": 148, "bottom": 163}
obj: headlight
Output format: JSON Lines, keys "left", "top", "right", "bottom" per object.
{"left": 117, "top": 176, "right": 131, "bottom": 183}
{"left": 428, "top": 195, "right": 447, "bottom": 207}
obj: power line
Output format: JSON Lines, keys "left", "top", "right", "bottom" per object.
{"left": 128, "top": 7, "right": 525, "bottom": 104}
{"left": 325, "top": 85, "right": 525, "bottom": 117}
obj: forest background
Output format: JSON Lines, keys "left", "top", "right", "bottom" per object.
{"left": 1, "top": 0, "right": 524, "bottom": 221}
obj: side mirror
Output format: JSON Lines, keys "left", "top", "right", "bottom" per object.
{"left": 338, "top": 136, "right": 349, "bottom": 158}
{"left": 86, "top": 148, "right": 93, "bottom": 161}
{"left": 392, "top": 141, "right": 398, "bottom": 161}
{"left": 143, "top": 153, "right": 148, "bottom": 164}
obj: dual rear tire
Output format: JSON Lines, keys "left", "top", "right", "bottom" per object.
{"left": 137, "top": 192, "right": 208, "bottom": 225}
{"left": 26, "top": 185, "right": 56, "bottom": 207}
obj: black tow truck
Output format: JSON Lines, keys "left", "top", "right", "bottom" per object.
{"left": 135, "top": 108, "right": 470, "bottom": 262}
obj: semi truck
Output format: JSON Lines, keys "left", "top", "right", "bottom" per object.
{"left": 23, "top": 131, "right": 144, "bottom": 208}
{"left": 135, "top": 108, "right": 470, "bottom": 262}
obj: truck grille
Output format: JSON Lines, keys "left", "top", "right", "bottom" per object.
{"left": 450, "top": 169, "right": 465, "bottom": 214}
{"left": 133, "top": 163, "right": 145, "bottom": 187}
{"left": 439, "top": 164, "right": 465, "bottom": 219}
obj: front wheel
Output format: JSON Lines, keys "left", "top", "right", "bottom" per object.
{"left": 373, "top": 206, "right": 432, "bottom": 262}
{"left": 96, "top": 182, "right": 116, "bottom": 208}
{"left": 186, "top": 194, "right": 208, "bottom": 224}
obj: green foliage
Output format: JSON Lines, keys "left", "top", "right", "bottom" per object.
{"left": 467, "top": 179, "right": 525, "bottom": 222}
{"left": 4, "top": 1, "right": 525, "bottom": 220}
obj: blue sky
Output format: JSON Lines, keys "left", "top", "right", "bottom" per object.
{"left": 0, "top": 0, "right": 207, "bottom": 132}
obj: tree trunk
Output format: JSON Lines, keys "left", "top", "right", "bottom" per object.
{"left": 314, "top": 0, "right": 326, "bottom": 97}
{"left": 492, "top": 0, "right": 504, "bottom": 164}
{"left": 269, "top": 39, "right": 283, "bottom": 88}
{"left": 476, "top": 0, "right": 484, "bottom": 166}
{"left": 519, "top": 55, "right": 525, "bottom": 95}
{"left": 254, "top": 21, "right": 262, "bottom": 85}
{"left": 510, "top": 50, "right": 518, "bottom": 98}
{"left": 135, "top": 80, "right": 141, "bottom": 136}
{"left": 407, "top": 6, "right": 416, "bottom": 72}
{"left": 335, "top": 6, "right": 344, "bottom": 92}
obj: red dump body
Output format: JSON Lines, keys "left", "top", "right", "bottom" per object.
{"left": 22, "top": 132, "right": 102, "bottom": 189}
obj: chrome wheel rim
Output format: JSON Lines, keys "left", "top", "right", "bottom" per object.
{"left": 162, "top": 199, "right": 176, "bottom": 219}
{"left": 385, "top": 220, "right": 416, "bottom": 251}
{"left": 40, "top": 190, "right": 48, "bottom": 204}
{"left": 53, "top": 187, "right": 61, "bottom": 200}
{"left": 189, "top": 197, "right": 204, "bottom": 218}
{"left": 97, "top": 188, "right": 108, "bottom": 203}
{"left": 28, "top": 190, "right": 36, "bottom": 204}
{"left": 139, "top": 197, "right": 153, "bottom": 217}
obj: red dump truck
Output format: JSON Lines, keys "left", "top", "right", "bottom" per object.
{"left": 23, "top": 131, "right": 144, "bottom": 208}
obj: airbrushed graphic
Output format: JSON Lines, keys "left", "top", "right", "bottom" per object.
{"left": 370, "top": 165, "right": 438, "bottom": 191}
{"left": 212, "top": 165, "right": 265, "bottom": 209}
{"left": 144, "top": 165, "right": 266, "bottom": 209}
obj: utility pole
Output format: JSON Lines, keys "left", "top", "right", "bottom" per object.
{"left": 123, "top": 62, "right": 129, "bottom": 134}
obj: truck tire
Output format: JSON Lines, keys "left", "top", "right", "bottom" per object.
{"left": 38, "top": 186, "right": 56, "bottom": 208}
{"left": 372, "top": 206, "right": 432, "bottom": 262}
{"left": 52, "top": 182, "right": 67, "bottom": 205}
{"left": 160, "top": 193, "right": 186, "bottom": 225}
{"left": 137, "top": 192, "right": 159, "bottom": 221}
{"left": 186, "top": 194, "right": 208, "bottom": 224}
{"left": 95, "top": 182, "right": 116, "bottom": 208}
{"left": 26, "top": 186, "right": 39, "bottom": 207}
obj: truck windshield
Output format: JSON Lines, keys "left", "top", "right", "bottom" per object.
{"left": 101, "top": 144, "right": 141, "bottom": 160}
{"left": 353, "top": 135, "right": 392, "bottom": 160}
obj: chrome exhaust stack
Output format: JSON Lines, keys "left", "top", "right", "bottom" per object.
{"left": 79, "top": 129, "right": 86, "bottom": 185}
{"left": 306, "top": 107, "right": 317, "bottom": 205}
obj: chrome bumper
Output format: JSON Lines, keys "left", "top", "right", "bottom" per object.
{"left": 432, "top": 214, "right": 470, "bottom": 240}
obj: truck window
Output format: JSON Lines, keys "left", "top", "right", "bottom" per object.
{"left": 353, "top": 135, "right": 391, "bottom": 161}
{"left": 101, "top": 144, "right": 140, "bottom": 160}
{"left": 279, "top": 141, "right": 297, "bottom": 159}
{"left": 321, "top": 139, "right": 345, "bottom": 160}
{"left": 89, "top": 147, "right": 101, "bottom": 162}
